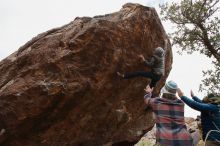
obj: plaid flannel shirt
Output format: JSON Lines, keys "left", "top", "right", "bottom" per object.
{"left": 144, "top": 93, "right": 193, "bottom": 146}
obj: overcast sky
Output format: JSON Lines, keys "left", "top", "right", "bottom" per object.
{"left": 0, "top": 0, "right": 213, "bottom": 118}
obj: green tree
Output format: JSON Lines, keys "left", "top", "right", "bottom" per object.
{"left": 160, "top": 0, "right": 220, "bottom": 94}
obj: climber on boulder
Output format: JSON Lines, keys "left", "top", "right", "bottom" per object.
{"left": 117, "top": 39, "right": 168, "bottom": 90}
{"left": 143, "top": 80, "right": 193, "bottom": 146}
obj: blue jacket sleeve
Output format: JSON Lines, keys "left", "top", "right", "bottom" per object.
{"left": 180, "top": 96, "right": 219, "bottom": 112}
{"left": 192, "top": 96, "right": 203, "bottom": 103}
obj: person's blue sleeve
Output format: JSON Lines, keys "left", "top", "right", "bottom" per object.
{"left": 192, "top": 96, "right": 203, "bottom": 103}
{"left": 180, "top": 96, "right": 218, "bottom": 112}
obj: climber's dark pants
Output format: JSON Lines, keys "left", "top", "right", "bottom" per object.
{"left": 123, "top": 71, "right": 162, "bottom": 88}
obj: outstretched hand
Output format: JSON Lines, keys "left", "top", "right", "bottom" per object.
{"left": 144, "top": 85, "right": 153, "bottom": 93}
{"left": 190, "top": 90, "right": 194, "bottom": 97}
{"left": 164, "top": 39, "right": 168, "bottom": 44}
{"left": 177, "top": 88, "right": 184, "bottom": 97}
{"left": 138, "top": 54, "right": 145, "bottom": 62}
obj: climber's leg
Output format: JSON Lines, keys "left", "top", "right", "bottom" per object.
{"left": 149, "top": 73, "right": 162, "bottom": 88}
{"left": 123, "top": 71, "right": 154, "bottom": 79}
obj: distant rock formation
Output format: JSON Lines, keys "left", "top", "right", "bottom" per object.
{"left": 0, "top": 3, "right": 172, "bottom": 146}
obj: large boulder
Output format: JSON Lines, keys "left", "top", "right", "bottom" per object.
{"left": 0, "top": 3, "right": 172, "bottom": 146}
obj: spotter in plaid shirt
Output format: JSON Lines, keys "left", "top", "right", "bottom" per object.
{"left": 144, "top": 81, "right": 193, "bottom": 146}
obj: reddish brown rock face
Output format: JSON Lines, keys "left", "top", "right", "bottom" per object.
{"left": 0, "top": 3, "right": 172, "bottom": 146}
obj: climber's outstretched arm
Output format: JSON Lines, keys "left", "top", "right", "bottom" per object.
{"left": 144, "top": 57, "right": 155, "bottom": 67}
{"left": 138, "top": 54, "right": 155, "bottom": 67}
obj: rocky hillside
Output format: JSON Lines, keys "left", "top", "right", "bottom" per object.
{"left": 0, "top": 3, "right": 172, "bottom": 146}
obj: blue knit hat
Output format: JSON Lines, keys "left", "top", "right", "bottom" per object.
{"left": 161, "top": 80, "right": 178, "bottom": 95}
